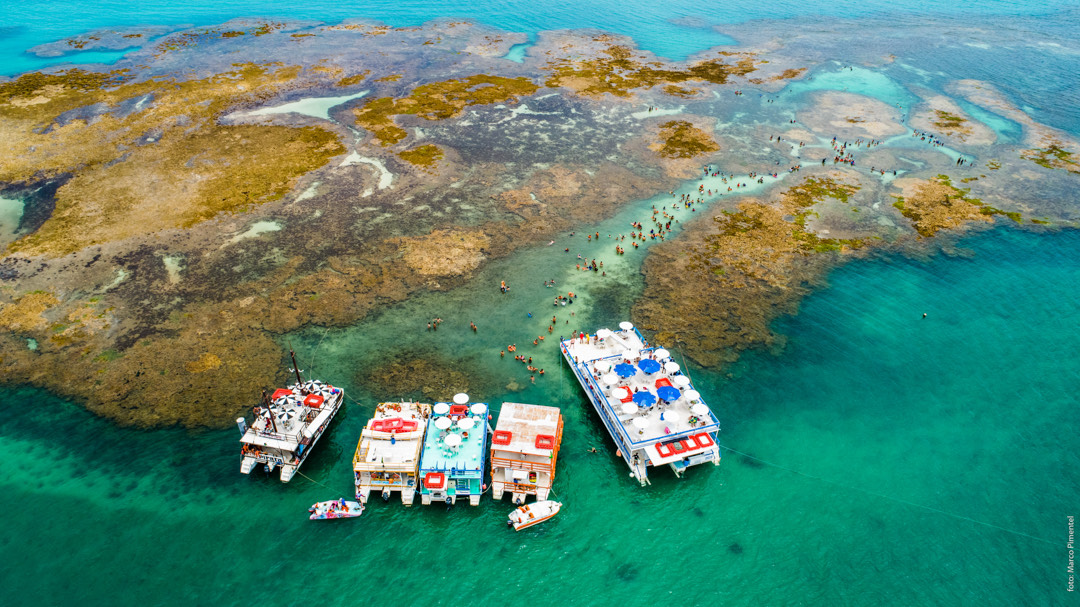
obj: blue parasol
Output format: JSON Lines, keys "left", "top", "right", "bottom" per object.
{"left": 614, "top": 363, "right": 638, "bottom": 378}
{"left": 637, "top": 359, "right": 661, "bottom": 374}
{"left": 656, "top": 386, "right": 681, "bottom": 402}
{"left": 632, "top": 391, "right": 657, "bottom": 407}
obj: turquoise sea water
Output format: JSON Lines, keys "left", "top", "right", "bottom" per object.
{"left": 2, "top": 227, "right": 1077, "bottom": 606}
{"left": 4, "top": 1, "right": 1080, "bottom": 74}
{"left": 3, "top": 1, "right": 1080, "bottom": 605}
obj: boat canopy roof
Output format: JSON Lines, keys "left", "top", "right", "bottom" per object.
{"left": 241, "top": 433, "right": 296, "bottom": 451}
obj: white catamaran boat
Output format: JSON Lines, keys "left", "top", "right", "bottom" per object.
{"left": 238, "top": 350, "right": 344, "bottom": 482}
{"left": 560, "top": 321, "right": 721, "bottom": 486}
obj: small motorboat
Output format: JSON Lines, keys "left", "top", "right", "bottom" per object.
{"left": 507, "top": 500, "right": 562, "bottom": 531}
{"left": 308, "top": 498, "right": 364, "bottom": 520}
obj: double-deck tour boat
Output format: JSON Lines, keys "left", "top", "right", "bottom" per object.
{"left": 560, "top": 322, "right": 721, "bottom": 485}
{"left": 418, "top": 394, "right": 492, "bottom": 506}
{"left": 491, "top": 402, "right": 563, "bottom": 504}
{"left": 353, "top": 401, "right": 431, "bottom": 505}
{"left": 238, "top": 351, "right": 344, "bottom": 482}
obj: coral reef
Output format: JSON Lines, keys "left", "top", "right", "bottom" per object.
{"left": 633, "top": 176, "right": 865, "bottom": 367}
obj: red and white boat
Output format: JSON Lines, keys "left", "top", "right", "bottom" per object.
{"left": 238, "top": 351, "right": 344, "bottom": 482}
{"left": 507, "top": 500, "right": 562, "bottom": 531}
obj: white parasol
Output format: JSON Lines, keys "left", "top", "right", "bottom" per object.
{"left": 433, "top": 403, "right": 450, "bottom": 415}
{"left": 457, "top": 417, "right": 475, "bottom": 430}
{"left": 444, "top": 433, "right": 462, "bottom": 447}
{"left": 691, "top": 403, "right": 710, "bottom": 417}
{"left": 632, "top": 416, "right": 649, "bottom": 430}
{"left": 453, "top": 393, "right": 469, "bottom": 405}
{"left": 684, "top": 389, "right": 701, "bottom": 402}
{"left": 434, "top": 417, "right": 452, "bottom": 430}
{"left": 621, "top": 402, "right": 638, "bottom": 416}
{"left": 596, "top": 328, "right": 613, "bottom": 339}
{"left": 619, "top": 321, "right": 634, "bottom": 331}
{"left": 664, "top": 361, "right": 681, "bottom": 374}
{"left": 653, "top": 348, "right": 670, "bottom": 360}
{"left": 602, "top": 373, "right": 620, "bottom": 386}
{"left": 672, "top": 375, "right": 691, "bottom": 388}
{"left": 470, "top": 403, "right": 487, "bottom": 415}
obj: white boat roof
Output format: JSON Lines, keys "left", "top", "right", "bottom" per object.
{"left": 353, "top": 402, "right": 429, "bottom": 472}
{"left": 240, "top": 432, "right": 297, "bottom": 451}
{"left": 562, "top": 327, "right": 719, "bottom": 446}
{"left": 493, "top": 402, "right": 561, "bottom": 456}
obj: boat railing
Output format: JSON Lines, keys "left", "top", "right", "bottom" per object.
{"left": 501, "top": 481, "right": 545, "bottom": 493}
{"left": 251, "top": 428, "right": 304, "bottom": 444}
{"left": 490, "top": 456, "right": 552, "bottom": 473}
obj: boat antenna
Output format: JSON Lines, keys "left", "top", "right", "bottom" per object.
{"left": 289, "top": 348, "right": 305, "bottom": 393}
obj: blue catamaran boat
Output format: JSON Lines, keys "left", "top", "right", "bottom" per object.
{"left": 417, "top": 394, "right": 492, "bottom": 506}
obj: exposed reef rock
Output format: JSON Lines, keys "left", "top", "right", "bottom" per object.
{"left": 891, "top": 175, "right": 1019, "bottom": 237}
{"left": 633, "top": 176, "right": 866, "bottom": 367}
{"left": 0, "top": 18, "right": 1074, "bottom": 428}
{"left": 652, "top": 120, "right": 720, "bottom": 159}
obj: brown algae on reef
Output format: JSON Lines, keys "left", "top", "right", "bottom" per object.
{"left": 891, "top": 175, "right": 1021, "bottom": 237}
{"left": 653, "top": 120, "right": 720, "bottom": 158}
{"left": 398, "top": 144, "right": 444, "bottom": 169}
{"left": 544, "top": 44, "right": 760, "bottom": 98}
{"left": 1023, "top": 140, "right": 1080, "bottom": 174}
{"left": 0, "top": 63, "right": 345, "bottom": 256}
{"left": 353, "top": 74, "right": 539, "bottom": 145}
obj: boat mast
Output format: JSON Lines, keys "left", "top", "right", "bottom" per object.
{"left": 262, "top": 389, "right": 279, "bottom": 433}
{"left": 290, "top": 349, "right": 305, "bottom": 394}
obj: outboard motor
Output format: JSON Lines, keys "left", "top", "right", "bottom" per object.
{"left": 382, "top": 489, "right": 391, "bottom": 502}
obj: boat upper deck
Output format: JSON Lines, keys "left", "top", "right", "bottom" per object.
{"left": 240, "top": 380, "right": 342, "bottom": 452}
{"left": 419, "top": 402, "right": 490, "bottom": 476}
{"left": 492, "top": 402, "right": 562, "bottom": 459}
{"left": 353, "top": 402, "right": 430, "bottom": 474}
{"left": 562, "top": 325, "right": 719, "bottom": 455}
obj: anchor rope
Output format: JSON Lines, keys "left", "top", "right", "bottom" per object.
{"left": 295, "top": 469, "right": 338, "bottom": 493}
{"left": 716, "top": 442, "right": 1056, "bottom": 546}
{"left": 308, "top": 325, "right": 333, "bottom": 376}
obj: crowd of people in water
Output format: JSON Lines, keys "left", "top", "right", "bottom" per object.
{"left": 421, "top": 109, "right": 974, "bottom": 388}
